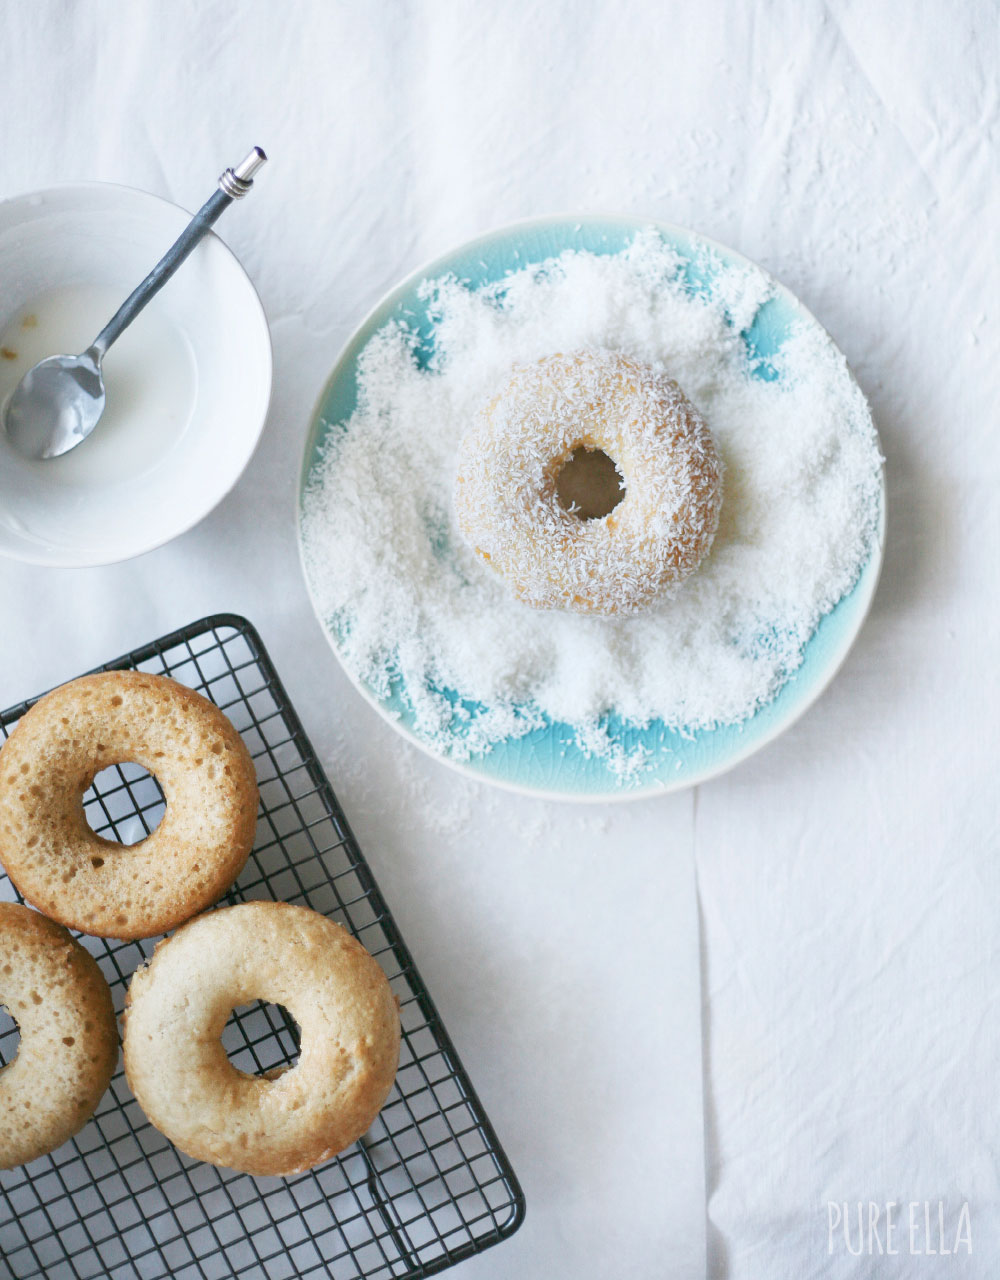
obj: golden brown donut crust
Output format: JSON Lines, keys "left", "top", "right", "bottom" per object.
{"left": 123, "top": 901, "right": 401, "bottom": 1176}
{"left": 0, "top": 902, "right": 118, "bottom": 1169}
{"left": 0, "top": 672, "right": 259, "bottom": 940}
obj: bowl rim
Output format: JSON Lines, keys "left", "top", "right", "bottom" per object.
{"left": 296, "top": 211, "right": 887, "bottom": 803}
{"left": 0, "top": 179, "right": 273, "bottom": 569}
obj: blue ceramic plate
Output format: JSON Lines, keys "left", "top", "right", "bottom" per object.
{"left": 298, "top": 215, "right": 885, "bottom": 801}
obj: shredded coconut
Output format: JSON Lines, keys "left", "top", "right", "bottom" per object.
{"left": 301, "top": 228, "right": 882, "bottom": 778}
{"left": 454, "top": 349, "right": 723, "bottom": 615}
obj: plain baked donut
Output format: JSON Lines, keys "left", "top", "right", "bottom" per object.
{"left": 0, "top": 671, "right": 259, "bottom": 940}
{"left": 123, "top": 901, "right": 401, "bottom": 1176}
{"left": 454, "top": 349, "right": 723, "bottom": 615}
{"left": 0, "top": 902, "right": 118, "bottom": 1169}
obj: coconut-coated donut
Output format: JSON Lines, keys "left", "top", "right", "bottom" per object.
{"left": 123, "top": 901, "right": 401, "bottom": 1176}
{"left": 0, "top": 902, "right": 118, "bottom": 1168}
{"left": 454, "top": 349, "right": 723, "bottom": 615}
{"left": 0, "top": 671, "right": 259, "bottom": 941}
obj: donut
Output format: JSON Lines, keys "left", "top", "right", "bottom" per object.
{"left": 123, "top": 901, "right": 401, "bottom": 1176}
{"left": 454, "top": 349, "right": 723, "bottom": 615}
{"left": 0, "top": 671, "right": 259, "bottom": 940}
{"left": 0, "top": 902, "right": 118, "bottom": 1168}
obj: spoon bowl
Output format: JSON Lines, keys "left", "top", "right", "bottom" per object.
{"left": 0, "top": 182, "right": 272, "bottom": 567}
{"left": 4, "top": 350, "right": 105, "bottom": 459}
{"left": 3, "top": 149, "right": 265, "bottom": 463}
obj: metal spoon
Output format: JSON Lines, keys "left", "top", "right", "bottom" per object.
{"left": 4, "top": 147, "right": 267, "bottom": 461}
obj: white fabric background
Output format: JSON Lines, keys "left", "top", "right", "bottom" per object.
{"left": 1, "top": 2, "right": 998, "bottom": 1277}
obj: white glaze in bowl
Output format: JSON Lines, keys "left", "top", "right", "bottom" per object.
{"left": 0, "top": 184, "right": 271, "bottom": 567}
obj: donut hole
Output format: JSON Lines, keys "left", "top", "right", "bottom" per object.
{"left": 0, "top": 1004, "right": 20, "bottom": 1069}
{"left": 555, "top": 447, "right": 625, "bottom": 520}
{"left": 222, "top": 1001, "right": 301, "bottom": 1077}
{"left": 83, "top": 762, "right": 165, "bottom": 846}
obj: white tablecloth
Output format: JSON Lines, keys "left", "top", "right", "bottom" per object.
{"left": 2, "top": 2, "right": 997, "bottom": 1277}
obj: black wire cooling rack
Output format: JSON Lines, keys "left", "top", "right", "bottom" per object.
{"left": 0, "top": 614, "right": 524, "bottom": 1280}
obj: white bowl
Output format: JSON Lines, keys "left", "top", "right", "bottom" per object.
{"left": 0, "top": 183, "right": 271, "bottom": 567}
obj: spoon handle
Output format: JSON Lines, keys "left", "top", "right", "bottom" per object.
{"left": 89, "top": 147, "right": 267, "bottom": 360}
